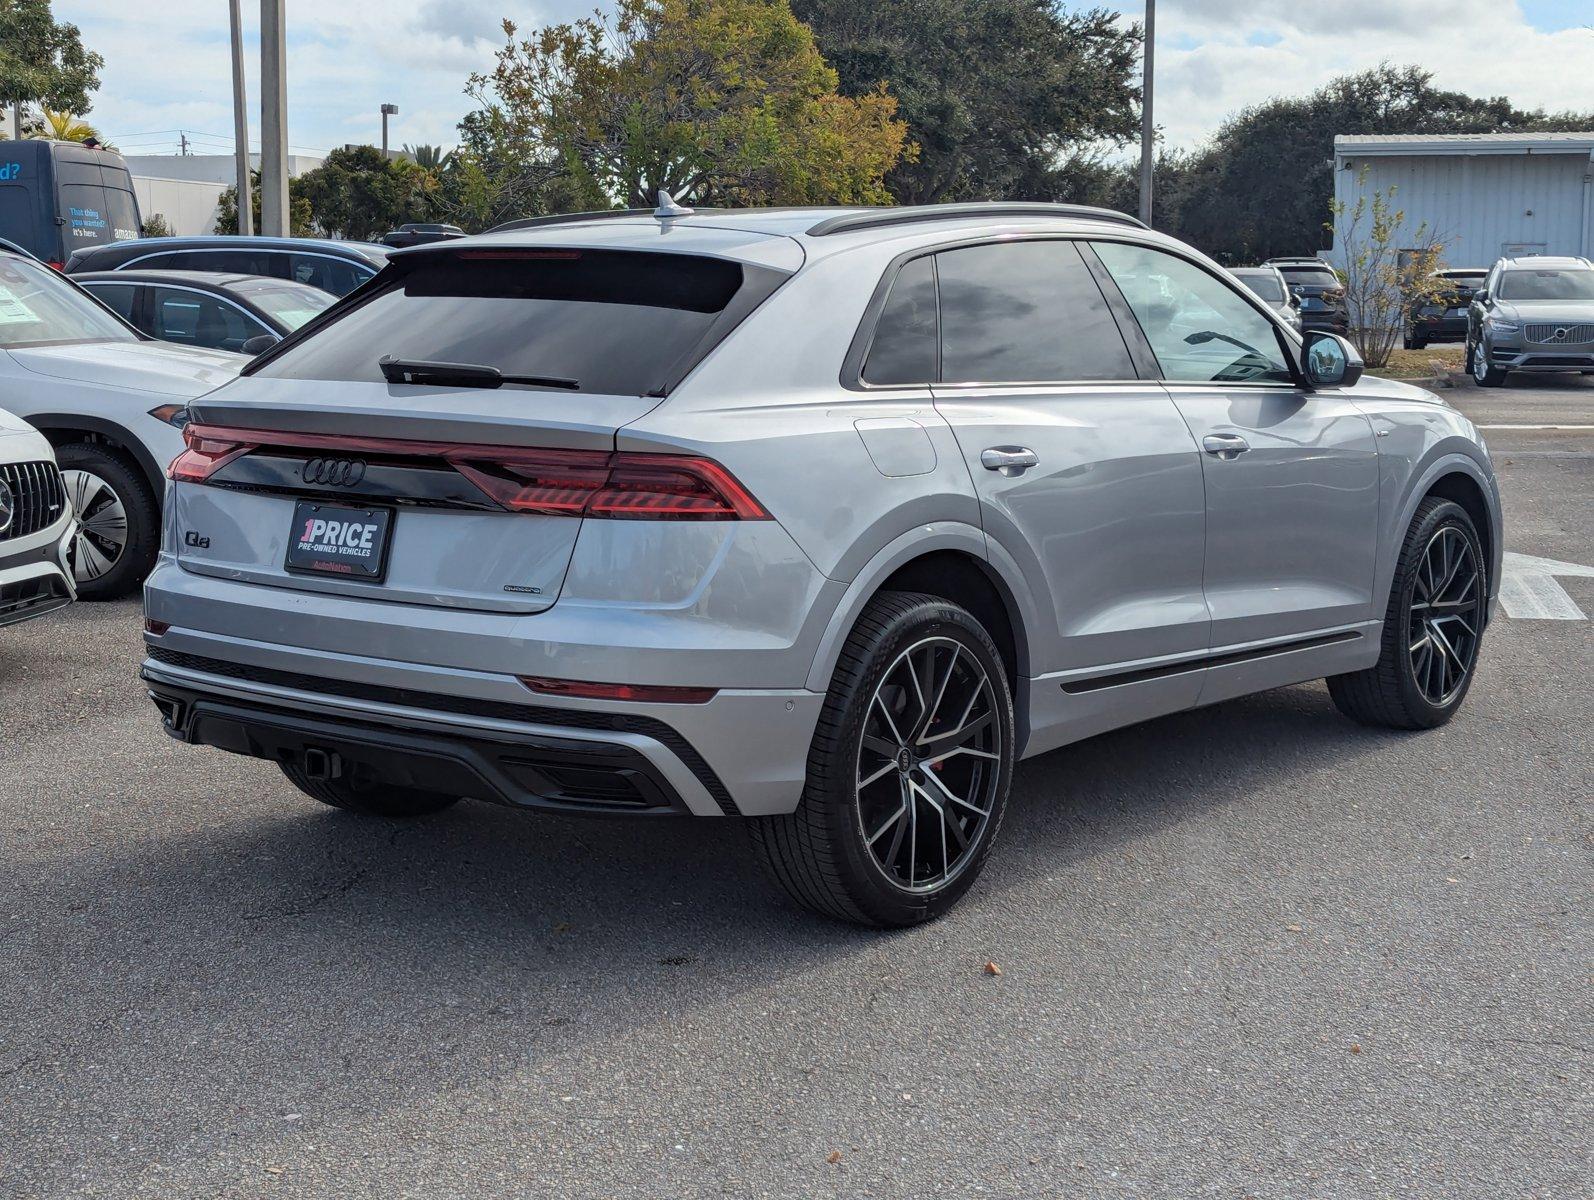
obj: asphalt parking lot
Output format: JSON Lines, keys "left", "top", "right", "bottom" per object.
{"left": 2, "top": 377, "right": 1589, "bottom": 1199}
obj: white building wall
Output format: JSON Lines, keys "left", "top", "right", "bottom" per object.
{"left": 132, "top": 176, "right": 228, "bottom": 236}
{"left": 122, "top": 153, "right": 326, "bottom": 187}
{"left": 1332, "top": 148, "right": 1594, "bottom": 270}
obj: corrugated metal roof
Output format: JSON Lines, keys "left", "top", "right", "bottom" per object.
{"left": 1335, "top": 132, "right": 1594, "bottom": 155}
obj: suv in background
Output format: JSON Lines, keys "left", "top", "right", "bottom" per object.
{"left": 141, "top": 201, "right": 1500, "bottom": 927}
{"left": 1467, "top": 256, "right": 1594, "bottom": 387}
{"left": 1265, "top": 257, "right": 1348, "bottom": 334}
{"left": 1229, "top": 266, "right": 1302, "bottom": 332}
{"left": 64, "top": 236, "right": 388, "bottom": 297}
{"left": 1407, "top": 268, "right": 1486, "bottom": 350}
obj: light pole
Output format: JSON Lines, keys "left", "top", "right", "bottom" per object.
{"left": 1138, "top": 0, "right": 1155, "bottom": 227}
{"left": 228, "top": 0, "right": 253, "bottom": 235}
{"left": 380, "top": 103, "right": 398, "bottom": 158}
{"left": 259, "top": 0, "right": 290, "bottom": 237}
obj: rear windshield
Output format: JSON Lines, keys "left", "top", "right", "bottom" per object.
{"left": 235, "top": 279, "right": 334, "bottom": 330}
{"left": 1498, "top": 269, "right": 1594, "bottom": 302}
{"left": 255, "top": 248, "right": 773, "bottom": 395}
{"left": 1233, "top": 272, "right": 1284, "bottom": 302}
{"left": 1275, "top": 265, "right": 1339, "bottom": 287}
{"left": 0, "top": 255, "right": 137, "bottom": 347}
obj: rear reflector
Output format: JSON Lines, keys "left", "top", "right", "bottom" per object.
{"left": 519, "top": 676, "right": 718, "bottom": 704}
{"left": 169, "top": 423, "right": 769, "bottom": 520}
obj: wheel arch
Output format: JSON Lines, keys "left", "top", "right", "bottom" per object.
{"left": 1387, "top": 450, "right": 1503, "bottom": 617}
{"left": 25, "top": 413, "right": 166, "bottom": 499}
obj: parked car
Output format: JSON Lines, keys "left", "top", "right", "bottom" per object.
{"left": 1406, "top": 268, "right": 1487, "bottom": 350}
{"left": 0, "top": 139, "right": 141, "bottom": 267}
{"left": 1466, "top": 255, "right": 1594, "bottom": 387}
{"left": 380, "top": 223, "right": 466, "bottom": 248}
{"left": 64, "top": 236, "right": 389, "bottom": 297}
{"left": 1229, "top": 266, "right": 1302, "bottom": 332}
{"left": 140, "top": 201, "right": 1501, "bottom": 927}
{"left": 1264, "top": 257, "right": 1349, "bottom": 334}
{"left": 75, "top": 270, "right": 334, "bottom": 354}
{"left": 0, "top": 246, "right": 243, "bottom": 598}
{"left": 0, "top": 406, "right": 76, "bottom": 629}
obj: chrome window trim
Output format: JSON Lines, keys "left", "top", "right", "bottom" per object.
{"left": 118, "top": 247, "right": 380, "bottom": 276}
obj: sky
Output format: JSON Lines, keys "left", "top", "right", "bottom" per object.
{"left": 58, "top": 0, "right": 1594, "bottom": 162}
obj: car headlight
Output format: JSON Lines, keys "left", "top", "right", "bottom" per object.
{"left": 1486, "top": 320, "right": 1521, "bottom": 336}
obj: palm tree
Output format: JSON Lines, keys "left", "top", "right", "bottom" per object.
{"left": 402, "top": 143, "right": 449, "bottom": 170}
{"left": 41, "top": 108, "right": 113, "bottom": 149}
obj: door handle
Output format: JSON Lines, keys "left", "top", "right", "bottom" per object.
{"left": 1202, "top": 433, "right": 1251, "bottom": 460}
{"left": 980, "top": 446, "right": 1039, "bottom": 476}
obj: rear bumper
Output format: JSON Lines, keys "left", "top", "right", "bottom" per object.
{"left": 1300, "top": 312, "right": 1349, "bottom": 335}
{"left": 1410, "top": 315, "right": 1467, "bottom": 342}
{"left": 140, "top": 634, "right": 825, "bottom": 817}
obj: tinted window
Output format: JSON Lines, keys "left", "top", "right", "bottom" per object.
{"left": 1096, "top": 242, "right": 1294, "bottom": 385}
{"left": 1275, "top": 264, "right": 1339, "bottom": 289}
{"left": 1498, "top": 269, "right": 1594, "bottom": 301}
{"left": 863, "top": 256, "right": 936, "bottom": 385}
{"left": 136, "top": 249, "right": 278, "bottom": 275}
{"left": 1233, "top": 272, "right": 1284, "bottom": 302}
{"left": 59, "top": 185, "right": 139, "bottom": 248}
{"left": 149, "top": 285, "right": 265, "bottom": 352}
{"left": 0, "top": 256, "right": 137, "bottom": 346}
{"left": 935, "top": 240, "right": 1135, "bottom": 383}
{"left": 287, "top": 253, "right": 372, "bottom": 296}
{"left": 257, "top": 249, "right": 764, "bottom": 396}
{"left": 83, "top": 281, "right": 138, "bottom": 322}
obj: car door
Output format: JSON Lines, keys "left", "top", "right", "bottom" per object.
{"left": 1091, "top": 240, "right": 1381, "bottom": 668}
{"left": 922, "top": 238, "right": 1211, "bottom": 748}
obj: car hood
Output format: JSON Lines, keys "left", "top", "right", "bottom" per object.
{"left": 5, "top": 340, "right": 245, "bottom": 398}
{"left": 1496, "top": 299, "right": 1594, "bottom": 324}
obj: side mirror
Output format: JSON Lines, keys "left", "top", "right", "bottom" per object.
{"left": 1302, "top": 331, "right": 1363, "bottom": 389}
{"left": 240, "top": 333, "right": 279, "bottom": 356}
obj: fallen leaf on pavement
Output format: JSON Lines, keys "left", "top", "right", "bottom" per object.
{"left": 826, "top": 1151, "right": 842, "bottom": 1165}
{"left": 984, "top": 961, "right": 1002, "bottom": 976}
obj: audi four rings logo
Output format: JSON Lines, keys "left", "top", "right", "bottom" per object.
{"left": 0, "top": 479, "right": 13, "bottom": 536}
{"left": 302, "top": 458, "right": 368, "bottom": 487}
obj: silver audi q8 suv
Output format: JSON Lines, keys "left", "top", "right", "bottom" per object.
{"left": 141, "top": 201, "right": 1503, "bottom": 926}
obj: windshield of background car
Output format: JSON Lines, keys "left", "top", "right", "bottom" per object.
{"left": 1234, "top": 273, "right": 1284, "bottom": 302}
{"left": 1276, "top": 265, "right": 1339, "bottom": 289}
{"left": 235, "top": 280, "right": 335, "bottom": 330}
{"left": 254, "top": 248, "right": 774, "bottom": 396}
{"left": 0, "top": 255, "right": 138, "bottom": 347}
{"left": 1498, "top": 269, "right": 1594, "bottom": 302}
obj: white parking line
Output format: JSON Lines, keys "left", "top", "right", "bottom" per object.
{"left": 1477, "top": 423, "right": 1594, "bottom": 430}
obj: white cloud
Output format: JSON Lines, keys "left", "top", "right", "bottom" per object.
{"left": 57, "top": 1, "right": 1594, "bottom": 160}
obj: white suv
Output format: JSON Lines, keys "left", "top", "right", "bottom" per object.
{"left": 0, "top": 408, "right": 74, "bottom": 628}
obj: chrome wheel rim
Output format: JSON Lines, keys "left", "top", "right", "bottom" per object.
{"left": 855, "top": 636, "right": 1001, "bottom": 894}
{"left": 1408, "top": 525, "right": 1483, "bottom": 707}
{"left": 1472, "top": 340, "right": 1488, "bottom": 382}
{"left": 62, "top": 469, "right": 129, "bottom": 585}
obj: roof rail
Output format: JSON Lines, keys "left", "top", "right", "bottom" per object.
{"left": 805, "top": 202, "right": 1147, "bottom": 238}
{"left": 483, "top": 208, "right": 660, "bottom": 235}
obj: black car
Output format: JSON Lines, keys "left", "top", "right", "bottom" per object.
{"left": 1264, "top": 257, "right": 1348, "bottom": 335}
{"left": 74, "top": 270, "right": 335, "bottom": 354}
{"left": 1405, "top": 268, "right": 1487, "bottom": 350}
{"left": 379, "top": 222, "right": 466, "bottom": 248}
{"left": 64, "top": 235, "right": 388, "bottom": 296}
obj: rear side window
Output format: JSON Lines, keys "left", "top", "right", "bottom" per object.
{"left": 287, "top": 253, "right": 371, "bottom": 296}
{"left": 935, "top": 240, "right": 1136, "bottom": 383}
{"left": 256, "top": 248, "right": 779, "bottom": 397}
{"left": 138, "top": 249, "right": 278, "bottom": 275}
{"left": 862, "top": 256, "right": 937, "bottom": 385}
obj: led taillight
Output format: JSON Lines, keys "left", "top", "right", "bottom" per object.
{"left": 449, "top": 449, "right": 613, "bottom": 516}
{"left": 518, "top": 676, "right": 717, "bottom": 704}
{"left": 168, "top": 424, "right": 256, "bottom": 483}
{"left": 451, "top": 449, "right": 767, "bottom": 521}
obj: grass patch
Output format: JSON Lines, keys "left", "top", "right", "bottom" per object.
{"left": 1372, "top": 345, "right": 1465, "bottom": 380}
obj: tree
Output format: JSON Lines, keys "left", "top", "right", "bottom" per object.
{"left": 1168, "top": 64, "right": 1594, "bottom": 264}
{"left": 0, "top": 0, "right": 103, "bottom": 139}
{"left": 1329, "top": 170, "right": 1449, "bottom": 369}
{"left": 292, "top": 145, "right": 430, "bottom": 240}
{"left": 792, "top": 0, "right": 1142, "bottom": 204}
{"left": 463, "top": 0, "right": 910, "bottom": 211}
{"left": 39, "top": 107, "right": 107, "bottom": 146}
{"left": 402, "top": 143, "right": 450, "bottom": 170}
{"left": 140, "top": 212, "right": 173, "bottom": 238}
{"left": 214, "top": 170, "right": 313, "bottom": 237}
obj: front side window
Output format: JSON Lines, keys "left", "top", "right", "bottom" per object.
{"left": 149, "top": 286, "right": 264, "bottom": 352}
{"left": 934, "top": 240, "right": 1136, "bottom": 383}
{"left": 82, "top": 281, "right": 138, "bottom": 322}
{"left": 1498, "top": 269, "right": 1594, "bottom": 302}
{"left": 255, "top": 248, "right": 773, "bottom": 397}
{"left": 0, "top": 256, "right": 138, "bottom": 347}
{"left": 1094, "top": 242, "right": 1294, "bottom": 385}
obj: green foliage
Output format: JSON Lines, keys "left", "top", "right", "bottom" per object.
{"left": 140, "top": 212, "right": 173, "bottom": 239}
{"left": 461, "top": 0, "right": 910, "bottom": 217}
{"left": 402, "top": 143, "right": 449, "bottom": 171}
{"left": 792, "top": 0, "right": 1142, "bottom": 203}
{"left": 1163, "top": 64, "right": 1594, "bottom": 263}
{"left": 213, "top": 169, "right": 314, "bottom": 238}
{"left": 0, "top": 0, "right": 103, "bottom": 127}
{"left": 292, "top": 145, "right": 432, "bottom": 241}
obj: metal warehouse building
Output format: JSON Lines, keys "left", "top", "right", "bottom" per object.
{"left": 1330, "top": 132, "right": 1594, "bottom": 270}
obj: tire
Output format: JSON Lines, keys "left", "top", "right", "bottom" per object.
{"left": 1471, "top": 338, "right": 1508, "bottom": 388}
{"left": 55, "top": 443, "right": 159, "bottom": 600}
{"left": 748, "top": 592, "right": 1015, "bottom": 927}
{"left": 1328, "top": 498, "right": 1487, "bottom": 730}
{"left": 1405, "top": 330, "right": 1425, "bottom": 351}
{"left": 279, "top": 761, "right": 461, "bottom": 817}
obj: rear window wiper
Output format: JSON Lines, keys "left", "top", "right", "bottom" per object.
{"left": 378, "top": 356, "right": 579, "bottom": 390}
